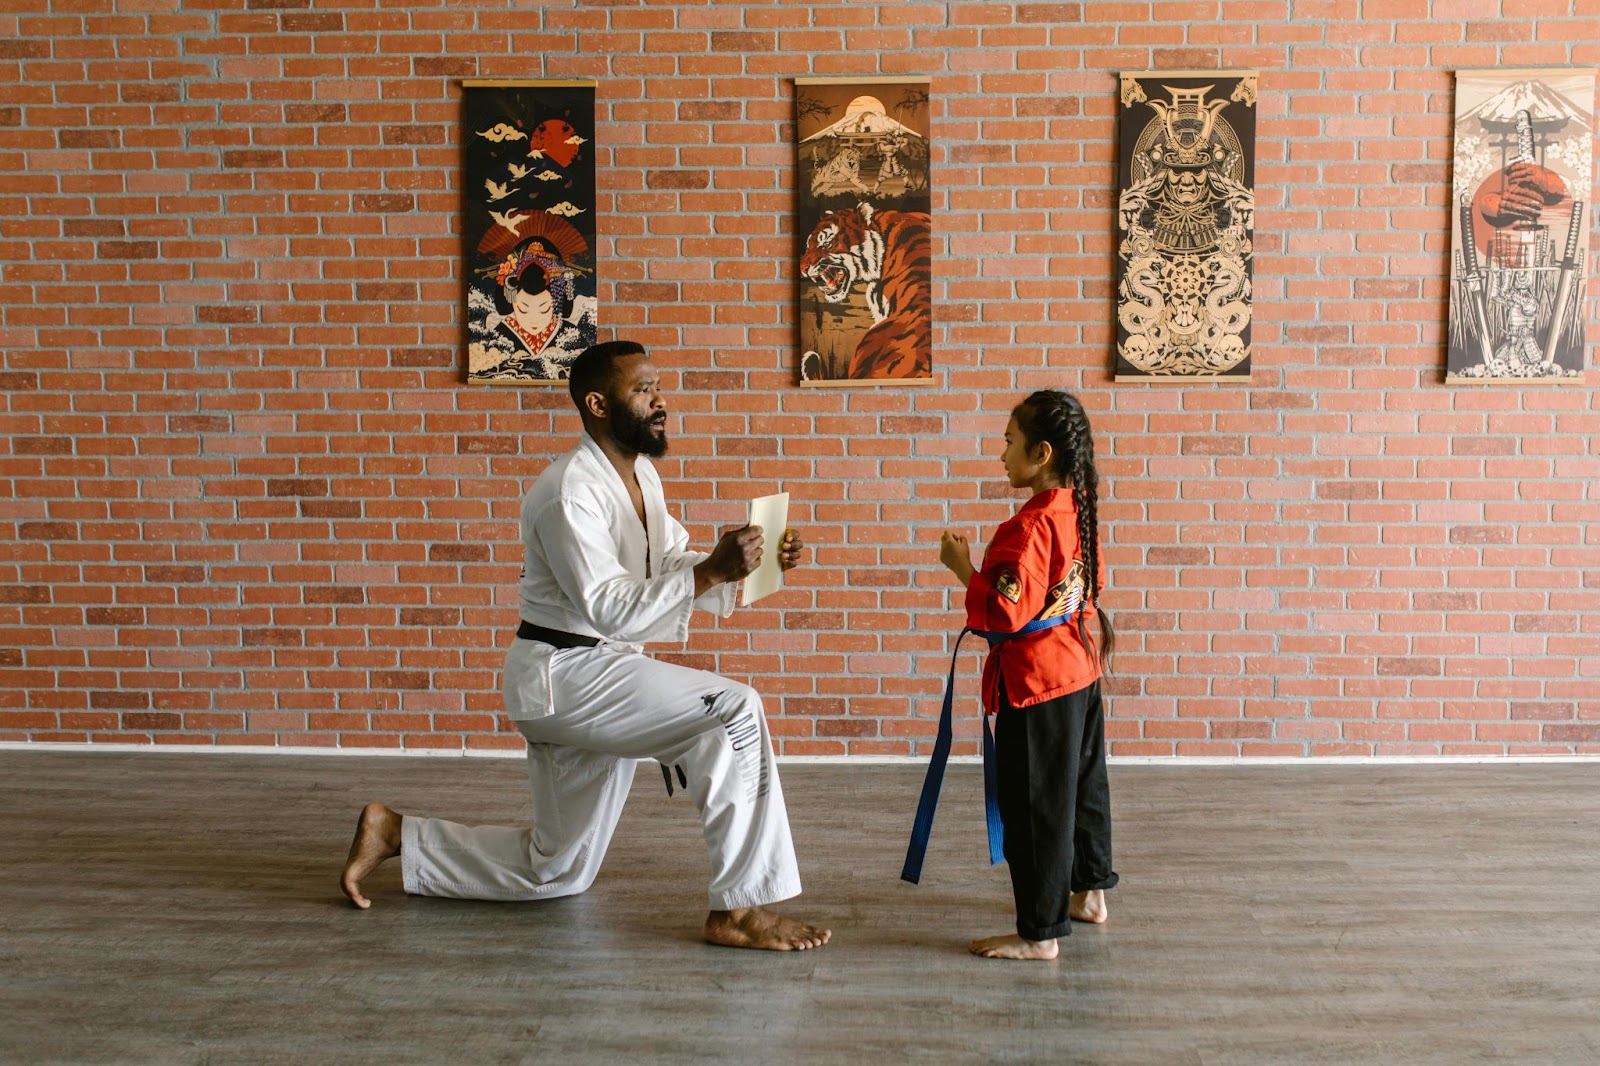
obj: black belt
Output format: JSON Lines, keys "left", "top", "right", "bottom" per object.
{"left": 516, "top": 621, "right": 600, "bottom": 649}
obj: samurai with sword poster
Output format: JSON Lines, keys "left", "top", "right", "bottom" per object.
{"left": 1447, "top": 69, "right": 1595, "bottom": 382}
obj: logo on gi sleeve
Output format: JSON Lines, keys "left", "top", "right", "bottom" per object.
{"left": 995, "top": 568, "right": 1021, "bottom": 604}
{"left": 1039, "top": 559, "right": 1086, "bottom": 619}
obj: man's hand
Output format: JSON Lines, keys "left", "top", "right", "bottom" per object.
{"left": 778, "top": 529, "right": 804, "bottom": 572}
{"left": 694, "top": 523, "right": 764, "bottom": 597}
{"left": 939, "top": 529, "right": 975, "bottom": 587}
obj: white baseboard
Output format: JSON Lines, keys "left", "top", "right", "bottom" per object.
{"left": 0, "top": 741, "right": 520, "bottom": 759}
{"left": 1, "top": 741, "right": 1596, "bottom": 765}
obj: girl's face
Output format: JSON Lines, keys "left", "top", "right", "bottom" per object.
{"left": 1002, "top": 413, "right": 1056, "bottom": 491}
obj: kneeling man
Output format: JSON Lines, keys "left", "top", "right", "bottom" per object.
{"left": 341, "top": 340, "right": 830, "bottom": 951}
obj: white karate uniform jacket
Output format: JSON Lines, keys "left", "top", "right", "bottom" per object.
{"left": 506, "top": 432, "right": 737, "bottom": 720}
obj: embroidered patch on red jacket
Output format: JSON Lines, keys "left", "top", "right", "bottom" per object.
{"left": 995, "top": 568, "right": 1021, "bottom": 603}
{"left": 1039, "top": 559, "right": 1087, "bottom": 620}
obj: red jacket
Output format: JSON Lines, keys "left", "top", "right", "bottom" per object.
{"left": 964, "top": 488, "right": 1102, "bottom": 713}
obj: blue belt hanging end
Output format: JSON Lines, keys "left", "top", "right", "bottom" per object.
{"left": 981, "top": 712, "right": 1004, "bottom": 866}
{"left": 902, "top": 613, "right": 1073, "bottom": 884}
{"left": 900, "top": 628, "right": 970, "bottom": 884}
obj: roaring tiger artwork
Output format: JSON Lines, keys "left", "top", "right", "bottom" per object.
{"left": 799, "top": 201, "right": 932, "bottom": 380}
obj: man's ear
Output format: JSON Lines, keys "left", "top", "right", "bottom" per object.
{"left": 583, "top": 390, "right": 607, "bottom": 421}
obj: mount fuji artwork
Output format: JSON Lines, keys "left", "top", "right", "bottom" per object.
{"left": 1446, "top": 69, "right": 1595, "bottom": 383}
{"left": 794, "top": 77, "right": 933, "bottom": 386}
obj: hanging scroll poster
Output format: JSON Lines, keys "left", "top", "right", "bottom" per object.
{"left": 795, "top": 77, "right": 934, "bottom": 386}
{"left": 1447, "top": 69, "right": 1594, "bottom": 383}
{"left": 463, "top": 80, "right": 598, "bottom": 386}
{"left": 1115, "top": 70, "right": 1257, "bottom": 380}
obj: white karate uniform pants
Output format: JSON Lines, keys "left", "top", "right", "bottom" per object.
{"left": 400, "top": 645, "right": 802, "bottom": 911}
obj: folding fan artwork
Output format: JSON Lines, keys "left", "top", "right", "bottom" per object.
{"left": 462, "top": 80, "right": 599, "bottom": 386}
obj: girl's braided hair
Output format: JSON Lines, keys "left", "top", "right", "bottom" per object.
{"left": 1012, "top": 389, "right": 1115, "bottom": 666}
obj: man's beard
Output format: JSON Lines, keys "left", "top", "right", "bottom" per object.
{"left": 610, "top": 405, "right": 668, "bottom": 457}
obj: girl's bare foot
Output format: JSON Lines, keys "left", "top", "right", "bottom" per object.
{"left": 1069, "top": 889, "right": 1108, "bottom": 924}
{"left": 969, "top": 933, "right": 1059, "bottom": 960}
{"left": 339, "top": 802, "right": 402, "bottom": 909}
{"left": 704, "top": 907, "right": 832, "bottom": 951}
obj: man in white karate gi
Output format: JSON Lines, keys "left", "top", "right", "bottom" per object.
{"left": 341, "top": 339, "right": 831, "bottom": 951}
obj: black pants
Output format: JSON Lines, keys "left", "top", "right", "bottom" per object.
{"left": 995, "top": 679, "right": 1118, "bottom": 941}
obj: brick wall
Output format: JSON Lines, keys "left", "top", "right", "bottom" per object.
{"left": 2, "top": 0, "right": 1597, "bottom": 756}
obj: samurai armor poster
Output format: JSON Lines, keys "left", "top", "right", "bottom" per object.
{"left": 463, "top": 80, "right": 598, "bottom": 386}
{"left": 795, "top": 77, "right": 934, "bottom": 386}
{"left": 1115, "top": 70, "right": 1257, "bottom": 380}
{"left": 1447, "top": 69, "right": 1594, "bottom": 383}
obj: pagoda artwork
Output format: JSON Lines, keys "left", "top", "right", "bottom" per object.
{"left": 1115, "top": 70, "right": 1258, "bottom": 380}
{"left": 1447, "top": 69, "right": 1595, "bottom": 382}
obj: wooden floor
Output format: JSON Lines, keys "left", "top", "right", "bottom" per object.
{"left": 3, "top": 753, "right": 1598, "bottom": 1065}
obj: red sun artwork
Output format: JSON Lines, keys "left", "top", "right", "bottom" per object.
{"left": 528, "top": 119, "right": 581, "bottom": 167}
{"left": 1469, "top": 160, "right": 1568, "bottom": 265}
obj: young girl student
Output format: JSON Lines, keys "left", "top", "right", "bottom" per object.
{"left": 938, "top": 389, "right": 1119, "bottom": 961}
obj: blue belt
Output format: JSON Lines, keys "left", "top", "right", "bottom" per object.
{"left": 900, "top": 613, "right": 1073, "bottom": 885}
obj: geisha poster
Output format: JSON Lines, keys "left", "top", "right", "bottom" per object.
{"left": 1446, "top": 69, "right": 1594, "bottom": 383}
{"left": 1115, "top": 70, "right": 1257, "bottom": 380}
{"left": 795, "top": 77, "right": 934, "bottom": 386}
{"left": 463, "top": 80, "right": 598, "bottom": 386}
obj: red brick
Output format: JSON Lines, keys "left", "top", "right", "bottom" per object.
{"left": 646, "top": 170, "right": 711, "bottom": 190}
{"left": 1016, "top": 4, "right": 1083, "bottom": 21}
{"left": 371, "top": 670, "right": 430, "bottom": 690}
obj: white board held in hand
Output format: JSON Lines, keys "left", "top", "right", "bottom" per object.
{"left": 740, "top": 492, "right": 790, "bottom": 606}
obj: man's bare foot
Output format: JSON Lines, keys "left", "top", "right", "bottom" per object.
{"left": 969, "top": 933, "right": 1059, "bottom": 960}
{"left": 339, "top": 802, "right": 402, "bottom": 909}
{"left": 1070, "top": 889, "right": 1108, "bottom": 924}
{"left": 704, "top": 907, "right": 832, "bottom": 951}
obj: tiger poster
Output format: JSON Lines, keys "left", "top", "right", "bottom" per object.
{"left": 463, "top": 80, "right": 598, "bottom": 387}
{"left": 795, "top": 77, "right": 934, "bottom": 386}
{"left": 1446, "top": 69, "right": 1594, "bottom": 383}
{"left": 1115, "top": 70, "right": 1257, "bottom": 381}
